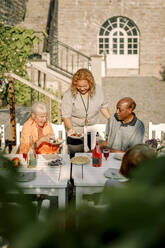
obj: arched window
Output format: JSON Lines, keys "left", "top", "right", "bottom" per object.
{"left": 98, "top": 16, "right": 139, "bottom": 56}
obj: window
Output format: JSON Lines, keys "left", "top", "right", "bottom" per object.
{"left": 98, "top": 16, "right": 139, "bottom": 55}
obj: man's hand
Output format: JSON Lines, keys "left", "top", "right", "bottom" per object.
{"left": 100, "top": 140, "right": 108, "bottom": 151}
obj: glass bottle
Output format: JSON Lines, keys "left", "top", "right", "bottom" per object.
{"left": 27, "top": 136, "right": 36, "bottom": 167}
{"left": 92, "top": 132, "right": 102, "bottom": 167}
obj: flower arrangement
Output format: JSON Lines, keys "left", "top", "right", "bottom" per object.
{"left": 145, "top": 136, "right": 165, "bottom": 156}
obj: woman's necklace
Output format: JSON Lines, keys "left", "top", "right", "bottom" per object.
{"left": 79, "top": 91, "right": 89, "bottom": 125}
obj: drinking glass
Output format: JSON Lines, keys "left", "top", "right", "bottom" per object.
{"left": 87, "top": 132, "right": 91, "bottom": 151}
{"left": 103, "top": 148, "right": 110, "bottom": 160}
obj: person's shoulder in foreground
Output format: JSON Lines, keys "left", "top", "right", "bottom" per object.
{"left": 105, "top": 144, "right": 156, "bottom": 188}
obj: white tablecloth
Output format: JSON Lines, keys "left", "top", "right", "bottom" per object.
{"left": 3, "top": 154, "right": 71, "bottom": 208}
{"left": 72, "top": 153, "right": 122, "bottom": 206}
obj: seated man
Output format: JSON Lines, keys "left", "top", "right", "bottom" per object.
{"left": 19, "top": 102, "right": 59, "bottom": 154}
{"left": 102, "top": 97, "right": 145, "bottom": 153}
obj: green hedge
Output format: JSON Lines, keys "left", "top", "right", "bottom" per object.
{"left": 0, "top": 154, "right": 165, "bottom": 248}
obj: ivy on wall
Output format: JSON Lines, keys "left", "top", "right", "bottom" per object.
{"left": 0, "top": 22, "right": 40, "bottom": 105}
{"left": 0, "top": 22, "right": 39, "bottom": 77}
{"left": 0, "top": 23, "right": 59, "bottom": 122}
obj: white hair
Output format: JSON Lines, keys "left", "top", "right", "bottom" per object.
{"left": 31, "top": 102, "right": 48, "bottom": 114}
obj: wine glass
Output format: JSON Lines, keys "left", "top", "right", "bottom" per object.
{"left": 103, "top": 148, "right": 110, "bottom": 160}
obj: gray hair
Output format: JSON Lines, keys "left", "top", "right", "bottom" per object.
{"left": 31, "top": 102, "right": 48, "bottom": 114}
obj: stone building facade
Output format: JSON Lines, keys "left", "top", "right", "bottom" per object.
{"left": 57, "top": 0, "right": 165, "bottom": 78}
{"left": 2, "top": 0, "right": 165, "bottom": 78}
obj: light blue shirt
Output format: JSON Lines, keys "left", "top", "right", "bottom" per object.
{"left": 106, "top": 113, "right": 145, "bottom": 151}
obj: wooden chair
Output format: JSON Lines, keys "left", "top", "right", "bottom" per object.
{"left": 0, "top": 124, "right": 5, "bottom": 150}
{"left": 10, "top": 123, "right": 23, "bottom": 153}
{"left": 149, "top": 122, "right": 165, "bottom": 140}
{"left": 84, "top": 124, "right": 106, "bottom": 152}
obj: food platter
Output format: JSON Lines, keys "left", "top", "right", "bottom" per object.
{"left": 69, "top": 133, "right": 83, "bottom": 139}
{"left": 70, "top": 156, "right": 90, "bottom": 165}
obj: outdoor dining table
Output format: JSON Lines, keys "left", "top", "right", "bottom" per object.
{"left": 72, "top": 152, "right": 122, "bottom": 207}
{"left": 4, "top": 153, "right": 71, "bottom": 208}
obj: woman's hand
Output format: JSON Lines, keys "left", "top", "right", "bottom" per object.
{"left": 67, "top": 129, "right": 76, "bottom": 136}
{"left": 36, "top": 134, "right": 55, "bottom": 148}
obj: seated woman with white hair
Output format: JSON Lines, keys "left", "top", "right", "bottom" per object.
{"left": 19, "top": 102, "right": 59, "bottom": 154}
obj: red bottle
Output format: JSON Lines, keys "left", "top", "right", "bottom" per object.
{"left": 92, "top": 132, "right": 102, "bottom": 167}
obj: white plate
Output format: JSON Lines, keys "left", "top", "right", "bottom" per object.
{"left": 48, "top": 139, "right": 64, "bottom": 145}
{"left": 17, "top": 171, "right": 36, "bottom": 182}
{"left": 104, "top": 168, "right": 128, "bottom": 182}
{"left": 113, "top": 153, "right": 124, "bottom": 160}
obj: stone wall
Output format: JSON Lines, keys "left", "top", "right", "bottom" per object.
{"left": 58, "top": 0, "right": 165, "bottom": 78}
{"left": 2, "top": 0, "right": 164, "bottom": 78}
{"left": 21, "top": 0, "right": 50, "bottom": 32}
{"left": 0, "top": 0, "right": 26, "bottom": 25}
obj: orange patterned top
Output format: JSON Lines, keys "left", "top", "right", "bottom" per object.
{"left": 19, "top": 117, "right": 59, "bottom": 154}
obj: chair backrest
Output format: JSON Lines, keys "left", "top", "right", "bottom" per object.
{"left": 16, "top": 123, "right": 23, "bottom": 146}
{"left": 0, "top": 124, "right": 5, "bottom": 150}
{"left": 16, "top": 122, "right": 67, "bottom": 145}
{"left": 51, "top": 122, "right": 66, "bottom": 142}
{"left": 84, "top": 124, "right": 106, "bottom": 152}
{"left": 149, "top": 122, "right": 165, "bottom": 140}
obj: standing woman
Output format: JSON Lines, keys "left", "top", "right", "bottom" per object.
{"left": 62, "top": 68, "right": 110, "bottom": 156}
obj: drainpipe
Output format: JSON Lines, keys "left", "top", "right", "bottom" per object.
{"left": 90, "top": 55, "right": 102, "bottom": 86}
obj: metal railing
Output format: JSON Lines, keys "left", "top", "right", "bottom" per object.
{"left": 50, "top": 40, "right": 91, "bottom": 76}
